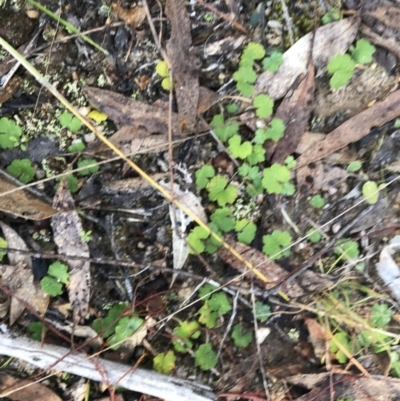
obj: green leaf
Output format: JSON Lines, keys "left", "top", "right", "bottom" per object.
{"left": 346, "top": 161, "right": 362, "bottom": 172}
{"left": 198, "top": 284, "right": 218, "bottom": 300}
{"left": 195, "top": 165, "right": 215, "bottom": 189}
{"left": 371, "top": 304, "right": 392, "bottom": 328}
{"left": 334, "top": 239, "right": 359, "bottom": 260}
{"left": 7, "top": 159, "right": 35, "bottom": 184}
{"left": 68, "top": 140, "right": 86, "bottom": 153}
{"left": 210, "top": 114, "right": 239, "bottom": 141}
{"left": 154, "top": 351, "right": 176, "bottom": 374}
{"left": 226, "top": 103, "right": 239, "bottom": 114}
{"left": 330, "top": 70, "right": 354, "bottom": 89}
{"left": 198, "top": 302, "right": 219, "bottom": 328}
{"left": 330, "top": 331, "right": 351, "bottom": 364}
{"left": 207, "top": 175, "right": 238, "bottom": 206}
{"left": 187, "top": 226, "right": 210, "bottom": 254}
{"left": 0, "top": 117, "right": 22, "bottom": 149}
{"left": 236, "top": 81, "right": 254, "bottom": 96}
{"left": 254, "top": 118, "right": 285, "bottom": 144}
{"left": 69, "top": 117, "right": 83, "bottom": 133}
{"left": 362, "top": 180, "right": 379, "bottom": 204}
{"left": 173, "top": 321, "right": 201, "bottom": 353}
{"left": 284, "top": 155, "right": 297, "bottom": 169}
{"left": 92, "top": 303, "right": 127, "bottom": 338}
{"left": 246, "top": 144, "right": 265, "bottom": 165}
{"left": 321, "top": 8, "right": 341, "bottom": 24}
{"left": 233, "top": 66, "right": 257, "bottom": 84}
{"left": 253, "top": 94, "right": 274, "bottom": 118}
{"left": 0, "top": 237, "right": 8, "bottom": 262}
{"left": 310, "top": 194, "right": 325, "bottom": 209}
{"left": 235, "top": 219, "right": 257, "bottom": 244}
{"left": 59, "top": 111, "right": 73, "bottom": 128}
{"left": 351, "top": 39, "right": 375, "bottom": 64}
{"left": 161, "top": 77, "right": 171, "bottom": 91}
{"left": 155, "top": 60, "right": 169, "bottom": 77}
{"left": 254, "top": 301, "right": 271, "bottom": 322}
{"left": 208, "top": 292, "right": 232, "bottom": 315}
{"left": 228, "top": 135, "right": 253, "bottom": 159}
{"left": 28, "top": 321, "right": 48, "bottom": 341}
{"left": 231, "top": 324, "right": 253, "bottom": 347}
{"left": 66, "top": 174, "right": 79, "bottom": 193}
{"left": 262, "top": 229, "right": 292, "bottom": 260}
{"left": 261, "top": 163, "right": 291, "bottom": 195}
{"left": 238, "top": 163, "right": 260, "bottom": 180}
{"left": 77, "top": 158, "right": 99, "bottom": 176}
{"left": 307, "top": 228, "right": 322, "bottom": 243}
{"left": 108, "top": 316, "right": 144, "bottom": 350}
{"left": 195, "top": 343, "right": 217, "bottom": 370}
{"left": 41, "top": 276, "right": 63, "bottom": 297}
{"left": 242, "top": 42, "right": 266, "bottom": 61}
{"left": 327, "top": 54, "right": 356, "bottom": 73}
{"left": 48, "top": 261, "right": 70, "bottom": 284}
{"left": 211, "top": 208, "right": 236, "bottom": 232}
{"left": 262, "top": 51, "right": 283, "bottom": 72}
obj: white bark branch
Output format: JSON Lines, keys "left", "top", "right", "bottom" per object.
{"left": 0, "top": 333, "right": 216, "bottom": 401}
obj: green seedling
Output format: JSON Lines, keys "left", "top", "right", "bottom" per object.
{"left": 328, "top": 39, "right": 376, "bottom": 89}
{"left": 235, "top": 219, "right": 257, "bottom": 244}
{"left": 370, "top": 303, "right": 392, "bottom": 328}
{"left": 7, "top": 158, "right": 36, "bottom": 184}
{"left": 262, "top": 163, "right": 294, "bottom": 195}
{"left": 210, "top": 114, "right": 239, "bottom": 141}
{"left": 153, "top": 350, "right": 176, "bottom": 374}
{"left": 108, "top": 315, "right": 144, "bottom": 350}
{"left": 310, "top": 194, "right": 325, "bottom": 209}
{"left": 68, "top": 139, "right": 86, "bottom": 153}
{"left": 284, "top": 155, "right": 297, "bottom": 169}
{"left": 172, "top": 321, "right": 201, "bottom": 353}
{"left": 28, "top": 321, "right": 48, "bottom": 341}
{"left": 155, "top": 60, "right": 171, "bottom": 90}
{"left": 307, "top": 228, "right": 322, "bottom": 243}
{"left": 330, "top": 331, "right": 352, "bottom": 363}
{"left": 346, "top": 161, "right": 362, "bottom": 172}
{"left": 77, "top": 158, "right": 99, "bottom": 176}
{"left": 0, "top": 237, "right": 7, "bottom": 261}
{"left": 228, "top": 134, "right": 253, "bottom": 159}
{"left": 253, "top": 94, "right": 274, "bottom": 118}
{"left": 210, "top": 208, "right": 236, "bottom": 232}
{"left": 40, "top": 261, "right": 70, "bottom": 297}
{"left": 262, "top": 50, "right": 283, "bottom": 72}
{"left": 198, "top": 284, "right": 219, "bottom": 299}
{"left": 254, "top": 301, "right": 271, "bottom": 322}
{"left": 231, "top": 324, "right": 253, "bottom": 347}
{"left": 254, "top": 118, "right": 285, "bottom": 144}
{"left": 92, "top": 303, "right": 128, "bottom": 338}
{"left": 262, "top": 229, "right": 292, "bottom": 260}
{"left": 59, "top": 111, "right": 82, "bottom": 133}
{"left": 333, "top": 239, "right": 359, "bottom": 261}
{"left": 0, "top": 117, "right": 22, "bottom": 149}
{"left": 187, "top": 224, "right": 222, "bottom": 254}
{"left": 80, "top": 230, "right": 92, "bottom": 243}
{"left": 246, "top": 144, "right": 265, "bottom": 165}
{"left": 207, "top": 175, "right": 238, "bottom": 206}
{"left": 362, "top": 180, "right": 379, "bottom": 204}
{"left": 226, "top": 103, "right": 239, "bottom": 114}
{"left": 321, "top": 8, "right": 341, "bottom": 24}
{"left": 56, "top": 174, "right": 79, "bottom": 194}
{"left": 195, "top": 343, "right": 217, "bottom": 370}
{"left": 195, "top": 164, "right": 215, "bottom": 189}
{"left": 198, "top": 291, "right": 231, "bottom": 328}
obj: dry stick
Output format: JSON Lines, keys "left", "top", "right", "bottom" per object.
{"left": 194, "top": 0, "right": 249, "bottom": 34}
{"left": 0, "top": 334, "right": 216, "bottom": 401}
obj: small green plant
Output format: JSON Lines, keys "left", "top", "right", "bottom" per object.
{"left": 333, "top": 239, "right": 359, "bottom": 261}
{"left": 254, "top": 301, "right": 271, "bottom": 322}
{"left": 231, "top": 324, "right": 253, "bottom": 347}
{"left": 195, "top": 165, "right": 215, "bottom": 189}
{"left": 262, "top": 229, "right": 292, "bottom": 260}
{"left": 207, "top": 175, "right": 238, "bottom": 206}
{"left": 59, "top": 111, "right": 82, "bottom": 133}
{"left": 108, "top": 315, "right": 144, "bottom": 350}
{"left": 194, "top": 343, "right": 217, "bottom": 370}
{"left": 153, "top": 350, "right": 176, "bottom": 374}
{"left": 80, "top": 230, "right": 92, "bottom": 243}
{"left": 330, "top": 330, "right": 352, "bottom": 363}
{"left": 362, "top": 180, "right": 379, "bottom": 204}
{"left": 92, "top": 303, "right": 128, "bottom": 338}
{"left": 187, "top": 225, "right": 222, "bottom": 254}
{"left": 172, "top": 321, "right": 201, "bottom": 353}
{"left": 253, "top": 94, "right": 274, "bottom": 118}
{"left": 210, "top": 114, "right": 239, "bottom": 141}
{"left": 155, "top": 60, "right": 170, "bottom": 90}
{"left": 198, "top": 291, "right": 232, "bottom": 328}
{"left": 0, "top": 237, "right": 7, "bottom": 261}
{"left": 0, "top": 117, "right": 22, "bottom": 149}
{"left": 262, "top": 50, "right": 283, "bottom": 72}
{"left": 254, "top": 118, "right": 285, "bottom": 143}
{"left": 310, "top": 194, "right": 325, "bottom": 209}
{"left": 262, "top": 163, "right": 295, "bottom": 195}
{"left": 346, "top": 161, "right": 362, "bottom": 172}
{"left": 228, "top": 135, "right": 253, "bottom": 159}
{"left": 40, "top": 261, "right": 70, "bottom": 297}
{"left": 28, "top": 321, "right": 48, "bottom": 341}
{"left": 321, "top": 8, "right": 341, "bottom": 24}
{"left": 210, "top": 208, "right": 236, "bottom": 232}
{"left": 327, "top": 39, "right": 376, "bottom": 89}
{"left": 77, "top": 158, "right": 99, "bottom": 176}
{"left": 7, "top": 158, "right": 36, "bottom": 184}
{"left": 307, "top": 228, "right": 322, "bottom": 243}
{"left": 235, "top": 219, "right": 257, "bottom": 244}
{"left": 68, "top": 139, "right": 86, "bottom": 153}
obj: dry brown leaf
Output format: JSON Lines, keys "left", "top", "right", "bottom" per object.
{"left": 165, "top": 0, "right": 209, "bottom": 134}
{"left": 270, "top": 59, "right": 315, "bottom": 163}
{"left": 255, "top": 17, "right": 359, "bottom": 99}
{"left": 297, "top": 161, "right": 324, "bottom": 196}
{"left": 84, "top": 87, "right": 184, "bottom": 136}
{"left": 0, "top": 373, "right": 62, "bottom": 401}
{"left": 197, "top": 86, "right": 219, "bottom": 114}
{"left": 297, "top": 89, "right": 400, "bottom": 168}
{"left": 0, "top": 173, "right": 54, "bottom": 220}
{"left": 203, "top": 35, "right": 246, "bottom": 57}
{"left": 304, "top": 318, "right": 327, "bottom": 360}
{"left": 111, "top": 3, "right": 146, "bottom": 26}
{"left": 51, "top": 179, "right": 90, "bottom": 324}
{"left": 295, "top": 132, "right": 326, "bottom": 154}
{"left": 0, "top": 264, "right": 50, "bottom": 325}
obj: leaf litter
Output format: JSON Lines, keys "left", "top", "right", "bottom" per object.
{"left": 2, "top": 1, "right": 400, "bottom": 400}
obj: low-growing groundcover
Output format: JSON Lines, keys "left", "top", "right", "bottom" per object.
{"left": 1, "top": 1, "right": 400, "bottom": 400}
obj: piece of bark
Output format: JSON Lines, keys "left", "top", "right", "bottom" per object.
{"left": 0, "top": 334, "right": 217, "bottom": 401}
{"left": 270, "top": 59, "right": 315, "bottom": 163}
{"left": 51, "top": 180, "right": 90, "bottom": 324}
{"left": 165, "top": 0, "right": 209, "bottom": 134}
{"left": 297, "top": 89, "right": 400, "bottom": 168}
{"left": 84, "top": 87, "right": 184, "bottom": 136}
